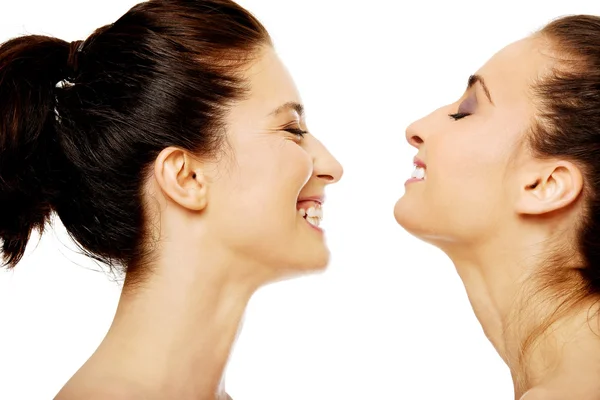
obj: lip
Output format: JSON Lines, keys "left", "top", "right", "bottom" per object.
{"left": 297, "top": 195, "right": 325, "bottom": 205}
{"left": 404, "top": 177, "right": 423, "bottom": 185}
{"left": 405, "top": 157, "right": 426, "bottom": 185}
{"left": 304, "top": 219, "right": 324, "bottom": 233}
{"left": 413, "top": 157, "right": 426, "bottom": 169}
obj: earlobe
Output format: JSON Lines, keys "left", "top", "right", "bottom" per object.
{"left": 516, "top": 161, "right": 583, "bottom": 215}
{"left": 153, "top": 147, "right": 208, "bottom": 211}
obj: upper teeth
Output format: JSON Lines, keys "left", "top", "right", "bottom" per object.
{"left": 412, "top": 166, "right": 425, "bottom": 179}
{"left": 298, "top": 205, "right": 323, "bottom": 227}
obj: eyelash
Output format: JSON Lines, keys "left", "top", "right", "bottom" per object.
{"left": 283, "top": 128, "right": 308, "bottom": 137}
{"left": 448, "top": 112, "right": 471, "bottom": 121}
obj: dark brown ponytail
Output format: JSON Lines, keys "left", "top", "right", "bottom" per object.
{"left": 0, "top": 35, "right": 73, "bottom": 267}
{"left": 0, "top": 0, "right": 271, "bottom": 274}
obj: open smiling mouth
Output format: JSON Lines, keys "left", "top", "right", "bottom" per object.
{"left": 411, "top": 165, "right": 425, "bottom": 180}
{"left": 409, "top": 157, "right": 426, "bottom": 182}
{"left": 296, "top": 200, "right": 323, "bottom": 228}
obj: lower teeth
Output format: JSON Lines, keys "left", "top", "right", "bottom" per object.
{"left": 412, "top": 167, "right": 425, "bottom": 179}
{"left": 306, "top": 216, "right": 321, "bottom": 227}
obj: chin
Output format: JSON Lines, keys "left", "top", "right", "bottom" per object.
{"left": 393, "top": 197, "right": 437, "bottom": 242}
{"left": 289, "top": 246, "right": 331, "bottom": 276}
{"left": 301, "top": 247, "right": 331, "bottom": 272}
{"left": 393, "top": 196, "right": 415, "bottom": 229}
{"left": 260, "top": 242, "right": 330, "bottom": 284}
{"left": 394, "top": 203, "right": 469, "bottom": 257}
{"left": 310, "top": 252, "right": 331, "bottom": 272}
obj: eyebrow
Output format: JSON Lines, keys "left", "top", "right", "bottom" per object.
{"left": 268, "top": 101, "right": 305, "bottom": 117}
{"left": 467, "top": 74, "right": 493, "bottom": 104}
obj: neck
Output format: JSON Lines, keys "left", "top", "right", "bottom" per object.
{"left": 108, "top": 272, "right": 250, "bottom": 399}
{"left": 66, "top": 239, "right": 260, "bottom": 400}
{"left": 441, "top": 227, "right": 600, "bottom": 399}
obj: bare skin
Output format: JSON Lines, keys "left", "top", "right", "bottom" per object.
{"left": 55, "top": 47, "right": 343, "bottom": 400}
{"left": 395, "top": 35, "right": 600, "bottom": 400}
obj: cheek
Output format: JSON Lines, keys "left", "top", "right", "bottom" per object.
{"left": 210, "top": 139, "right": 316, "bottom": 265}
{"left": 259, "top": 140, "right": 313, "bottom": 202}
{"left": 287, "top": 143, "right": 313, "bottom": 190}
{"left": 433, "top": 134, "right": 507, "bottom": 193}
{"left": 216, "top": 139, "right": 312, "bottom": 220}
{"left": 420, "top": 135, "right": 510, "bottom": 232}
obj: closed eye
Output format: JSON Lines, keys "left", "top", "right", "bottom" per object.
{"left": 449, "top": 90, "right": 477, "bottom": 121}
{"left": 448, "top": 112, "right": 471, "bottom": 120}
{"left": 282, "top": 127, "right": 308, "bottom": 137}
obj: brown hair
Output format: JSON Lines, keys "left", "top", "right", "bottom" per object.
{"left": 0, "top": 0, "right": 271, "bottom": 274}
{"left": 519, "top": 14, "right": 600, "bottom": 374}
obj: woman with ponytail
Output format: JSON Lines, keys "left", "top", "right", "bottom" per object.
{"left": 0, "top": 1, "right": 343, "bottom": 398}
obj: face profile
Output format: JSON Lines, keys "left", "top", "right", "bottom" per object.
{"left": 395, "top": 36, "right": 550, "bottom": 250}
{"left": 394, "top": 15, "right": 600, "bottom": 399}
{"left": 0, "top": 1, "right": 342, "bottom": 398}
{"left": 186, "top": 46, "right": 343, "bottom": 279}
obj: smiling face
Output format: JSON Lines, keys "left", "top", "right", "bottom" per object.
{"left": 201, "top": 46, "right": 343, "bottom": 274}
{"left": 394, "top": 37, "right": 556, "bottom": 247}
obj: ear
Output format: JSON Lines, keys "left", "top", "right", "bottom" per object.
{"left": 515, "top": 160, "right": 583, "bottom": 215}
{"left": 153, "top": 147, "right": 208, "bottom": 211}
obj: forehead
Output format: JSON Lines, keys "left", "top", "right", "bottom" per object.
{"left": 223, "top": 47, "right": 303, "bottom": 141}
{"left": 241, "top": 47, "right": 302, "bottom": 114}
{"left": 472, "top": 37, "right": 560, "bottom": 166}
{"left": 477, "top": 36, "right": 554, "bottom": 111}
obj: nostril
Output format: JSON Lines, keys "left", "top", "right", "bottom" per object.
{"left": 317, "top": 174, "right": 334, "bottom": 181}
{"left": 411, "top": 135, "right": 424, "bottom": 146}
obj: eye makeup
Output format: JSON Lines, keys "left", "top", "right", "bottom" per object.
{"left": 449, "top": 92, "right": 477, "bottom": 120}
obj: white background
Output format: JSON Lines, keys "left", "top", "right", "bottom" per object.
{"left": 1, "top": 1, "right": 599, "bottom": 399}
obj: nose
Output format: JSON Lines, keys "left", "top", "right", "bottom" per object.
{"left": 308, "top": 136, "right": 343, "bottom": 184}
{"left": 405, "top": 119, "right": 424, "bottom": 149}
